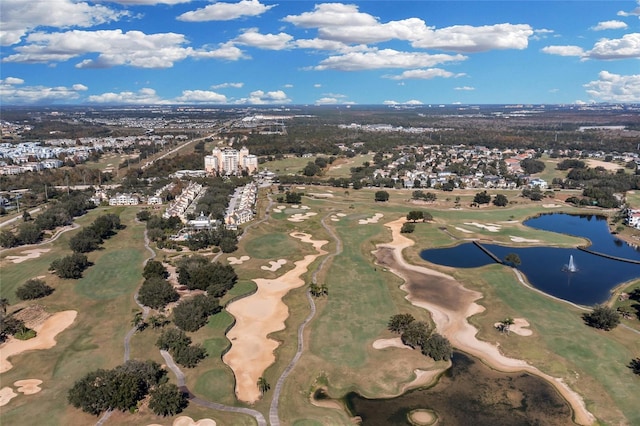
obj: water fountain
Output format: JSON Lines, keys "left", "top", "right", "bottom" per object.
{"left": 563, "top": 255, "right": 578, "bottom": 273}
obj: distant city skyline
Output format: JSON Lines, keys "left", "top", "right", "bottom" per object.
{"left": 1, "top": 0, "right": 639, "bottom": 105}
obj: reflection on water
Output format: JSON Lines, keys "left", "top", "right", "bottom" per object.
{"left": 346, "top": 352, "right": 573, "bottom": 426}
{"left": 420, "top": 214, "right": 640, "bottom": 305}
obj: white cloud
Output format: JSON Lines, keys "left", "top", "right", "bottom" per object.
{"left": 0, "top": 0, "right": 127, "bottom": 46}
{"left": 88, "top": 88, "right": 166, "bottom": 104}
{"left": 617, "top": 1, "right": 640, "bottom": 17}
{"left": 0, "top": 79, "right": 89, "bottom": 104}
{"left": 587, "top": 33, "right": 640, "bottom": 59}
{"left": 283, "top": 84, "right": 293, "bottom": 88}
{"left": 383, "top": 99, "right": 423, "bottom": 105}
{"left": 541, "top": 45, "right": 585, "bottom": 57}
{"left": 104, "top": 0, "right": 191, "bottom": 5}
{"left": 233, "top": 28, "right": 293, "bottom": 50}
{"left": 385, "top": 68, "right": 464, "bottom": 80}
{"left": 584, "top": 71, "right": 640, "bottom": 102}
{"left": 1, "top": 77, "right": 24, "bottom": 85}
{"left": 314, "top": 84, "right": 322, "bottom": 88}
{"left": 455, "top": 86, "right": 475, "bottom": 91}
{"left": 192, "top": 41, "right": 247, "bottom": 61}
{"left": 314, "top": 49, "right": 466, "bottom": 71}
{"left": 175, "top": 90, "right": 228, "bottom": 103}
{"left": 315, "top": 97, "right": 340, "bottom": 105}
{"left": 591, "top": 20, "right": 628, "bottom": 31}
{"left": 236, "top": 90, "right": 291, "bottom": 104}
{"left": 3, "top": 30, "right": 192, "bottom": 68}
{"left": 211, "top": 82, "right": 244, "bottom": 89}
{"left": 283, "top": 4, "right": 533, "bottom": 53}
{"left": 178, "top": 0, "right": 275, "bottom": 22}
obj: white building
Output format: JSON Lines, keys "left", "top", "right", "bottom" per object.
{"left": 205, "top": 146, "right": 257, "bottom": 175}
{"left": 109, "top": 193, "right": 140, "bottom": 206}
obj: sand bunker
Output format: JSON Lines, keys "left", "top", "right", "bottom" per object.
{"left": 377, "top": 218, "right": 595, "bottom": 426}
{"left": 330, "top": 213, "right": 347, "bottom": 222}
{"left": 6, "top": 248, "right": 51, "bottom": 264}
{"left": 223, "top": 232, "right": 328, "bottom": 403}
{"left": 509, "top": 236, "right": 540, "bottom": 243}
{"left": 227, "top": 255, "right": 250, "bottom": 265}
{"left": 14, "top": 379, "right": 43, "bottom": 395}
{"left": 454, "top": 227, "right": 473, "bottom": 234}
{"left": 0, "top": 387, "right": 18, "bottom": 407}
{"left": 288, "top": 212, "right": 318, "bottom": 222}
{"left": 261, "top": 259, "right": 287, "bottom": 272}
{"left": 408, "top": 409, "right": 437, "bottom": 425}
{"left": 359, "top": 213, "right": 384, "bottom": 224}
{"left": 464, "top": 222, "right": 501, "bottom": 232}
{"left": 0, "top": 310, "right": 77, "bottom": 373}
{"left": 148, "top": 416, "right": 217, "bottom": 426}
{"left": 372, "top": 337, "right": 412, "bottom": 350}
{"left": 494, "top": 318, "right": 533, "bottom": 336}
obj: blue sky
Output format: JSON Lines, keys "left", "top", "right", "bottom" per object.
{"left": 1, "top": 0, "right": 639, "bottom": 105}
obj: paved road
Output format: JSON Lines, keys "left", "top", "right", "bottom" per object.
{"left": 268, "top": 210, "right": 343, "bottom": 426}
{"left": 0, "top": 207, "right": 41, "bottom": 228}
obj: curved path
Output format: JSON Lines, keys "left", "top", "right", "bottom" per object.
{"left": 160, "top": 350, "right": 267, "bottom": 426}
{"left": 268, "top": 210, "right": 343, "bottom": 426}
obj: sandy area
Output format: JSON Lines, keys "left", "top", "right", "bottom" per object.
{"left": 288, "top": 212, "right": 318, "bottom": 222}
{"left": 409, "top": 409, "right": 437, "bottom": 425}
{"left": 463, "top": 222, "right": 501, "bottom": 232}
{"left": 359, "top": 213, "right": 384, "bottom": 224}
{"left": 261, "top": 259, "right": 287, "bottom": 272}
{"left": 509, "top": 236, "right": 540, "bottom": 243}
{"left": 377, "top": 218, "right": 595, "bottom": 425}
{"left": 543, "top": 204, "right": 561, "bottom": 208}
{"left": 148, "top": 417, "right": 217, "bottom": 426}
{"left": 228, "top": 255, "right": 250, "bottom": 265}
{"left": 6, "top": 248, "right": 51, "bottom": 264}
{"left": 493, "top": 318, "right": 533, "bottom": 336}
{"left": 309, "top": 193, "right": 334, "bottom": 198}
{"left": 372, "top": 337, "right": 412, "bottom": 350}
{"left": 454, "top": 226, "right": 473, "bottom": 234}
{"left": 0, "top": 310, "right": 77, "bottom": 373}
{"left": 0, "top": 387, "right": 18, "bottom": 406}
{"left": 223, "top": 232, "right": 328, "bottom": 403}
{"left": 14, "top": 379, "right": 43, "bottom": 394}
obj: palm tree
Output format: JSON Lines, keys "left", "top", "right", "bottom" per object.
{"left": 499, "top": 317, "right": 515, "bottom": 334}
{"left": 257, "top": 376, "right": 270, "bottom": 395}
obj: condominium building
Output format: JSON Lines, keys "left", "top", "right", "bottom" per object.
{"left": 204, "top": 146, "right": 258, "bottom": 175}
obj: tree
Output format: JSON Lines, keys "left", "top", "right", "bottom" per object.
{"left": 50, "top": 253, "right": 90, "bottom": 279}
{"left": 504, "top": 253, "right": 521, "bottom": 267}
{"left": 583, "top": 305, "right": 621, "bottom": 331}
{"left": 16, "top": 279, "right": 54, "bottom": 300}
{"left": 156, "top": 328, "right": 192, "bottom": 352}
{"left": 473, "top": 191, "right": 491, "bottom": 204}
{"left": 69, "top": 228, "right": 102, "bottom": 253}
{"left": 406, "top": 211, "right": 424, "bottom": 222}
{"left": 257, "top": 376, "right": 270, "bottom": 395}
{"left": 173, "top": 295, "right": 220, "bottom": 332}
{"left": 520, "top": 158, "right": 546, "bottom": 174}
{"left": 421, "top": 333, "right": 452, "bottom": 361}
{"left": 0, "top": 230, "right": 18, "bottom": 248}
{"left": 493, "top": 194, "right": 508, "bottom": 207}
{"left": 138, "top": 276, "right": 179, "bottom": 310}
{"left": 17, "top": 222, "right": 43, "bottom": 245}
{"left": 149, "top": 383, "right": 188, "bottom": 416}
{"left": 172, "top": 343, "right": 207, "bottom": 368}
{"left": 143, "top": 260, "right": 169, "bottom": 280}
{"left": 629, "top": 358, "right": 640, "bottom": 375}
{"left": 387, "top": 313, "right": 415, "bottom": 334}
{"left": 374, "top": 190, "right": 389, "bottom": 202}
{"left": 0, "top": 298, "right": 9, "bottom": 315}
{"left": 400, "top": 222, "right": 415, "bottom": 233}
{"left": 400, "top": 321, "right": 429, "bottom": 349}
{"left": 497, "top": 317, "right": 515, "bottom": 334}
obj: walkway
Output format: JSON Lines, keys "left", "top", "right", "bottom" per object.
{"left": 268, "top": 211, "right": 343, "bottom": 426}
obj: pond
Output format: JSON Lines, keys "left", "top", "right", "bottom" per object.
{"left": 346, "top": 352, "right": 572, "bottom": 426}
{"left": 420, "top": 214, "right": 640, "bottom": 306}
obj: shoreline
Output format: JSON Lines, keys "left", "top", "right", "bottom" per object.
{"left": 377, "top": 217, "right": 596, "bottom": 426}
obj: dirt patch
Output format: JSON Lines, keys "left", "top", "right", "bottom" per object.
{"left": 0, "top": 310, "right": 77, "bottom": 373}
{"left": 223, "top": 232, "right": 328, "bottom": 403}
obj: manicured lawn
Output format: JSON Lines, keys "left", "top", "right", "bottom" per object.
{"left": 243, "top": 232, "right": 299, "bottom": 259}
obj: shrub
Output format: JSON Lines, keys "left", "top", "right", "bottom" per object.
{"left": 400, "top": 222, "right": 415, "bottom": 233}
{"left": 583, "top": 305, "right": 621, "bottom": 331}
{"left": 149, "top": 383, "right": 188, "bottom": 416}
{"left": 16, "top": 279, "right": 54, "bottom": 300}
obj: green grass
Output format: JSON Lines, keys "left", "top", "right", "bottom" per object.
{"left": 243, "top": 233, "right": 299, "bottom": 259}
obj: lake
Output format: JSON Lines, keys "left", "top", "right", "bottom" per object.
{"left": 420, "top": 214, "right": 640, "bottom": 305}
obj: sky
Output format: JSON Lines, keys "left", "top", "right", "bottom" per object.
{"left": 0, "top": 0, "right": 639, "bottom": 106}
